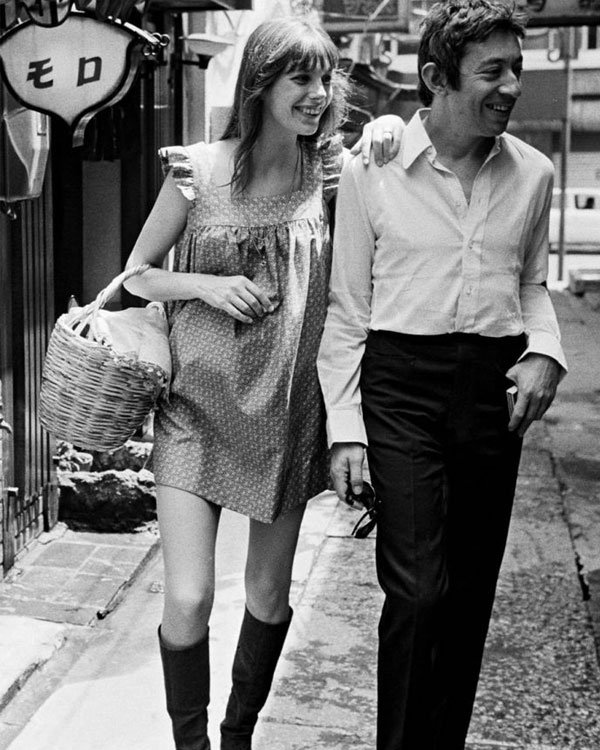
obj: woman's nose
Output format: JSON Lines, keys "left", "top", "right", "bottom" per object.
{"left": 308, "top": 78, "right": 326, "bottom": 99}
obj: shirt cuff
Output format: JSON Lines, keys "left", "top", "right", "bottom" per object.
{"left": 325, "top": 407, "right": 369, "bottom": 448}
{"left": 519, "top": 330, "right": 568, "bottom": 378}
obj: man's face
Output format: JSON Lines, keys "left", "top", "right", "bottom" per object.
{"left": 445, "top": 29, "right": 523, "bottom": 138}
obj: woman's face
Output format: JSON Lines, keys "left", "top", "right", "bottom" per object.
{"left": 261, "top": 64, "right": 333, "bottom": 139}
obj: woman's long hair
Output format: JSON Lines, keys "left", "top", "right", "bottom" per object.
{"left": 221, "top": 18, "right": 349, "bottom": 195}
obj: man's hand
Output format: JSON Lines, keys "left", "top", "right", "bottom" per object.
{"left": 505, "top": 353, "right": 562, "bottom": 437}
{"left": 330, "top": 442, "right": 366, "bottom": 502}
{"left": 350, "top": 115, "right": 405, "bottom": 167}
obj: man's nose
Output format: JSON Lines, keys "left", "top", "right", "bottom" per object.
{"left": 500, "top": 71, "right": 522, "bottom": 99}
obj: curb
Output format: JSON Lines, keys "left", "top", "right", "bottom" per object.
{"left": 95, "top": 537, "right": 162, "bottom": 621}
{"left": 0, "top": 618, "right": 69, "bottom": 714}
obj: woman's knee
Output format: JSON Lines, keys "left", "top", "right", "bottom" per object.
{"left": 245, "top": 573, "right": 291, "bottom": 622}
{"left": 164, "top": 585, "right": 215, "bottom": 626}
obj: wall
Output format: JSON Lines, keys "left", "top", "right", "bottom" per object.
{"left": 82, "top": 160, "right": 122, "bottom": 306}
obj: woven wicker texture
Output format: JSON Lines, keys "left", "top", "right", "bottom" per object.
{"left": 40, "top": 265, "right": 169, "bottom": 452}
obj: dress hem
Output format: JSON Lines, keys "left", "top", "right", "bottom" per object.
{"left": 153, "top": 479, "right": 320, "bottom": 524}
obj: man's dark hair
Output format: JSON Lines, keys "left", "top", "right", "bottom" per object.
{"left": 417, "top": 0, "right": 527, "bottom": 106}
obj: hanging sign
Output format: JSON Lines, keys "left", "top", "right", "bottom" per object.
{"left": 517, "top": 0, "right": 600, "bottom": 26}
{"left": 0, "top": 0, "right": 144, "bottom": 33}
{"left": 0, "top": 11, "right": 165, "bottom": 145}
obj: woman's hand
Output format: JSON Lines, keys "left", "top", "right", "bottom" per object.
{"left": 197, "top": 275, "right": 274, "bottom": 324}
{"left": 351, "top": 114, "right": 406, "bottom": 167}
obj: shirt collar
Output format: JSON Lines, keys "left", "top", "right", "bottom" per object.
{"left": 401, "top": 109, "right": 433, "bottom": 170}
{"left": 401, "top": 108, "right": 504, "bottom": 169}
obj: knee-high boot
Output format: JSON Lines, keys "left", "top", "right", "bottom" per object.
{"left": 220, "top": 607, "right": 293, "bottom": 750}
{"left": 159, "top": 627, "right": 211, "bottom": 750}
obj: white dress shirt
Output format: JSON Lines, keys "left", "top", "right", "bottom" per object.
{"left": 317, "top": 109, "right": 567, "bottom": 447}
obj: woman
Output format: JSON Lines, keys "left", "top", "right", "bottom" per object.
{"left": 125, "top": 18, "right": 402, "bottom": 750}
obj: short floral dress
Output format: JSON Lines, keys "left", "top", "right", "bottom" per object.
{"left": 152, "top": 137, "right": 344, "bottom": 523}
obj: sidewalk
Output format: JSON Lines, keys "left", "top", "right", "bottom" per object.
{"left": 0, "top": 289, "right": 599, "bottom": 749}
{"left": 0, "top": 523, "right": 159, "bottom": 712}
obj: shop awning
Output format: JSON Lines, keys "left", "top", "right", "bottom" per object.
{"left": 148, "top": 0, "right": 252, "bottom": 11}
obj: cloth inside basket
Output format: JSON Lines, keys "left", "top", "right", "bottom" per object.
{"left": 71, "top": 302, "right": 172, "bottom": 379}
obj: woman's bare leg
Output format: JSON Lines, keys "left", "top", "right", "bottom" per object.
{"left": 157, "top": 485, "right": 221, "bottom": 647}
{"left": 245, "top": 502, "right": 306, "bottom": 622}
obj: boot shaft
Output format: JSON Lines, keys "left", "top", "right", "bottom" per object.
{"left": 159, "top": 627, "right": 212, "bottom": 750}
{"left": 220, "top": 607, "right": 293, "bottom": 749}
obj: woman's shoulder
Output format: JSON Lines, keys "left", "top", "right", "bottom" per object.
{"left": 203, "top": 139, "right": 238, "bottom": 186}
{"left": 315, "top": 134, "right": 346, "bottom": 202}
{"left": 158, "top": 140, "right": 236, "bottom": 201}
{"left": 159, "top": 139, "right": 232, "bottom": 168}
{"left": 158, "top": 144, "right": 200, "bottom": 201}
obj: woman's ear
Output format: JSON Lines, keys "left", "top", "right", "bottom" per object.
{"left": 421, "top": 62, "right": 447, "bottom": 99}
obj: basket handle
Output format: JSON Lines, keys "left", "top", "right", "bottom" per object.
{"left": 92, "top": 263, "right": 153, "bottom": 312}
{"left": 69, "top": 264, "right": 152, "bottom": 326}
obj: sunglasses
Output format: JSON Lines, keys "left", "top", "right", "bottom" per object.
{"left": 345, "top": 481, "right": 379, "bottom": 539}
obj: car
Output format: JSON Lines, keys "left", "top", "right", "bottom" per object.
{"left": 549, "top": 188, "right": 600, "bottom": 253}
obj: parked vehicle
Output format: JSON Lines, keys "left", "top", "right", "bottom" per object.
{"left": 549, "top": 188, "right": 600, "bottom": 253}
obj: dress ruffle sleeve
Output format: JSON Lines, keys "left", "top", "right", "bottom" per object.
{"left": 158, "top": 146, "right": 197, "bottom": 202}
{"left": 319, "top": 134, "right": 345, "bottom": 203}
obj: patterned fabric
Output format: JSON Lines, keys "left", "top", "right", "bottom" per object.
{"left": 152, "top": 137, "right": 344, "bottom": 523}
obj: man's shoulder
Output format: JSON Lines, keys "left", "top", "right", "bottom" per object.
{"left": 499, "top": 132, "right": 554, "bottom": 176}
{"left": 343, "top": 150, "right": 391, "bottom": 183}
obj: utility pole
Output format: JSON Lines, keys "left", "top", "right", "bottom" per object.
{"left": 557, "top": 26, "right": 575, "bottom": 282}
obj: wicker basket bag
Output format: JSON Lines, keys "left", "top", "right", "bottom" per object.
{"left": 40, "top": 264, "right": 171, "bottom": 452}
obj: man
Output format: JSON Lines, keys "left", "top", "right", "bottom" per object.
{"left": 317, "top": 2, "right": 567, "bottom": 749}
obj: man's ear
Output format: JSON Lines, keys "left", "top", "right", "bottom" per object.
{"left": 421, "top": 62, "right": 447, "bottom": 98}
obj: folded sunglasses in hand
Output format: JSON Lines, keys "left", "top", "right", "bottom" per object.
{"left": 345, "top": 480, "right": 380, "bottom": 539}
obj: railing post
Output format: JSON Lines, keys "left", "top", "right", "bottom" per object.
{"left": 2, "top": 487, "right": 18, "bottom": 575}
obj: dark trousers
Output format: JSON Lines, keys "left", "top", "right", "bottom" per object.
{"left": 360, "top": 331, "right": 525, "bottom": 750}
